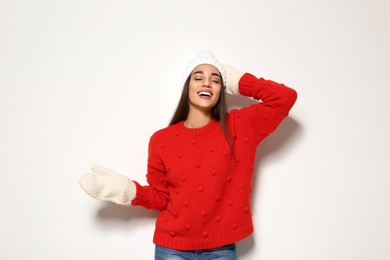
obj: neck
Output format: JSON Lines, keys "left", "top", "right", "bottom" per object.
{"left": 184, "top": 108, "right": 212, "bottom": 128}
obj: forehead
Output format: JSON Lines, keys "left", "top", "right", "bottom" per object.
{"left": 192, "top": 64, "right": 220, "bottom": 74}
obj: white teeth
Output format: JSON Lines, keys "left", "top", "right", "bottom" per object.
{"left": 199, "top": 92, "right": 211, "bottom": 97}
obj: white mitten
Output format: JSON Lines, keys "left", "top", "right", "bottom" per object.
{"left": 79, "top": 164, "right": 136, "bottom": 206}
{"left": 222, "top": 64, "right": 245, "bottom": 95}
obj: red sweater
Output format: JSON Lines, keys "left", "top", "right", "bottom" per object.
{"left": 132, "top": 73, "right": 297, "bottom": 250}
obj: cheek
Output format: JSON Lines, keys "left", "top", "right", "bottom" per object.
{"left": 212, "top": 91, "right": 222, "bottom": 105}
{"left": 188, "top": 83, "right": 197, "bottom": 97}
{"left": 188, "top": 89, "right": 198, "bottom": 104}
{"left": 214, "top": 87, "right": 222, "bottom": 100}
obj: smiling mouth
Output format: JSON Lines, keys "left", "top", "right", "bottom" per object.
{"left": 198, "top": 91, "right": 212, "bottom": 97}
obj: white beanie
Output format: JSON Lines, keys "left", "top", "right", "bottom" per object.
{"left": 182, "top": 50, "right": 226, "bottom": 85}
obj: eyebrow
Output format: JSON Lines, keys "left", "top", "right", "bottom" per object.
{"left": 192, "top": 71, "right": 221, "bottom": 78}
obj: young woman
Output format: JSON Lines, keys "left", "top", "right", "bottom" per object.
{"left": 80, "top": 50, "right": 297, "bottom": 259}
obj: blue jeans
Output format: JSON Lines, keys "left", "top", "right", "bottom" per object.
{"left": 155, "top": 244, "right": 237, "bottom": 260}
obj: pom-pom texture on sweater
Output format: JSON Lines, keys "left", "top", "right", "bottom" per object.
{"left": 132, "top": 73, "right": 297, "bottom": 250}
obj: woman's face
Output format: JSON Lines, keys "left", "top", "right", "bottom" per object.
{"left": 188, "top": 64, "right": 222, "bottom": 113}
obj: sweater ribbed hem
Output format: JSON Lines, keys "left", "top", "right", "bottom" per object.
{"left": 153, "top": 223, "right": 254, "bottom": 251}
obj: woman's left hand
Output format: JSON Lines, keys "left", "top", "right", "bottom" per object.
{"left": 222, "top": 64, "right": 245, "bottom": 95}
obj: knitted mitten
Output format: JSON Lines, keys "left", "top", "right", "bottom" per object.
{"left": 222, "top": 64, "right": 245, "bottom": 95}
{"left": 80, "top": 164, "right": 136, "bottom": 206}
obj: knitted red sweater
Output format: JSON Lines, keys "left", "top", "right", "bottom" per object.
{"left": 132, "top": 73, "right": 297, "bottom": 250}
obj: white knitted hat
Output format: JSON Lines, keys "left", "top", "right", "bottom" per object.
{"left": 182, "top": 50, "right": 226, "bottom": 85}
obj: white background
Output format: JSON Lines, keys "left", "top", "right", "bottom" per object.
{"left": 1, "top": 0, "right": 389, "bottom": 259}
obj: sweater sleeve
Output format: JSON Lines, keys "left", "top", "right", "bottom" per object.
{"left": 131, "top": 133, "right": 170, "bottom": 211}
{"left": 231, "top": 73, "right": 297, "bottom": 144}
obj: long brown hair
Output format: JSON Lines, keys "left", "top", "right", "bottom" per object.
{"left": 169, "top": 74, "right": 234, "bottom": 154}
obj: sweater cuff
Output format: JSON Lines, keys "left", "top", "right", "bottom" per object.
{"left": 238, "top": 73, "right": 258, "bottom": 97}
{"left": 124, "top": 180, "right": 136, "bottom": 204}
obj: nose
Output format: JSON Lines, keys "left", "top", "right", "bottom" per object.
{"left": 202, "top": 79, "right": 211, "bottom": 88}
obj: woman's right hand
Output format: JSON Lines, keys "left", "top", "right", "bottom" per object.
{"left": 79, "top": 164, "right": 136, "bottom": 206}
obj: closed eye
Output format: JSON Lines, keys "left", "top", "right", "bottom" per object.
{"left": 192, "top": 71, "right": 221, "bottom": 84}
